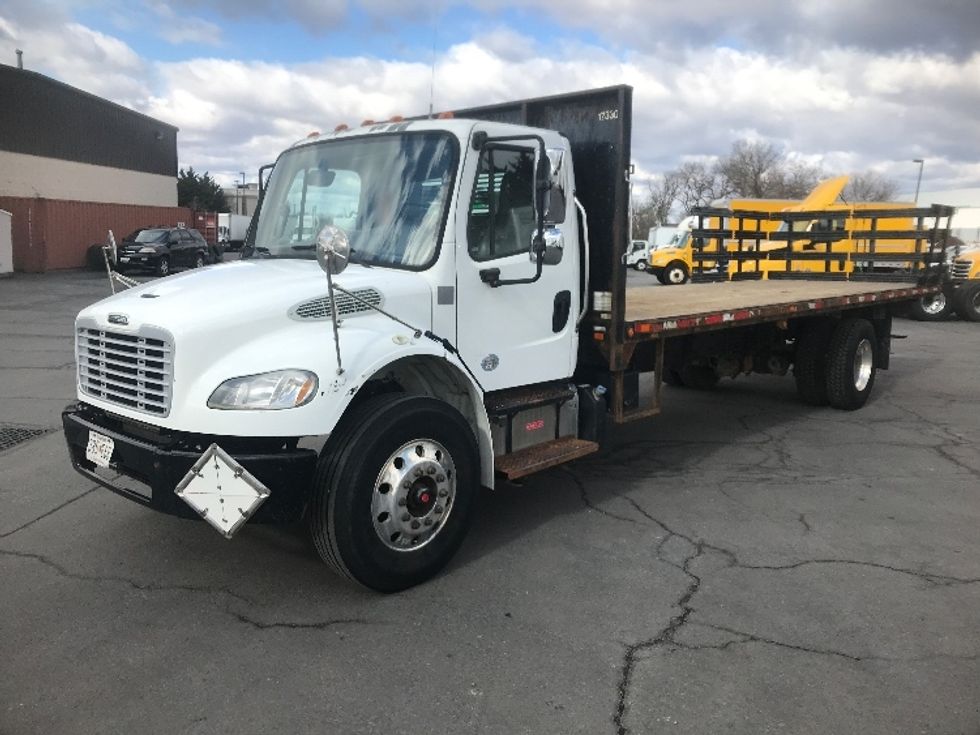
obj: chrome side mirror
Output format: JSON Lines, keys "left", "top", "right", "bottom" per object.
{"left": 315, "top": 225, "right": 350, "bottom": 275}
{"left": 529, "top": 227, "right": 564, "bottom": 266}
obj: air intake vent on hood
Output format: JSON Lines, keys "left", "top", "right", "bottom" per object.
{"left": 289, "top": 288, "right": 384, "bottom": 321}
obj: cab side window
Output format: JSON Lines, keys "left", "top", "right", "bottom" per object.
{"left": 467, "top": 146, "right": 535, "bottom": 261}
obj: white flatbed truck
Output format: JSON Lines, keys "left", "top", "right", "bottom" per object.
{"left": 62, "top": 86, "right": 953, "bottom": 591}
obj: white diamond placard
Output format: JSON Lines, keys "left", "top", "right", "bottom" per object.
{"left": 174, "top": 444, "right": 271, "bottom": 539}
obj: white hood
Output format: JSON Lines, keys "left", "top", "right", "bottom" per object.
{"left": 76, "top": 259, "right": 436, "bottom": 435}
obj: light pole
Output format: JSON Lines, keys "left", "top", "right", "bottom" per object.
{"left": 239, "top": 171, "right": 246, "bottom": 215}
{"left": 912, "top": 159, "right": 924, "bottom": 203}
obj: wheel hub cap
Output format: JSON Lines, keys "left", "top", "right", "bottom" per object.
{"left": 922, "top": 294, "right": 946, "bottom": 315}
{"left": 372, "top": 439, "right": 455, "bottom": 552}
{"left": 853, "top": 338, "right": 873, "bottom": 391}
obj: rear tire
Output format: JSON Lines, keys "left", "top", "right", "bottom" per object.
{"left": 953, "top": 282, "right": 980, "bottom": 322}
{"left": 907, "top": 293, "right": 950, "bottom": 321}
{"left": 794, "top": 320, "right": 833, "bottom": 406}
{"left": 309, "top": 394, "right": 479, "bottom": 592}
{"left": 825, "top": 318, "right": 877, "bottom": 411}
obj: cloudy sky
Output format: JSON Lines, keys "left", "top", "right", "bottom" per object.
{"left": 1, "top": 0, "right": 979, "bottom": 194}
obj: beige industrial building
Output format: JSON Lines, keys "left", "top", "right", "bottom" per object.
{"left": 0, "top": 63, "right": 188, "bottom": 271}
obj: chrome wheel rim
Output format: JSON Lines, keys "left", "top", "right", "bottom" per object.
{"left": 635, "top": 261, "right": 646, "bottom": 271}
{"left": 853, "top": 338, "right": 873, "bottom": 391}
{"left": 667, "top": 267, "right": 685, "bottom": 284}
{"left": 159, "top": 260, "right": 169, "bottom": 275}
{"left": 921, "top": 293, "right": 946, "bottom": 315}
{"left": 371, "top": 439, "right": 456, "bottom": 552}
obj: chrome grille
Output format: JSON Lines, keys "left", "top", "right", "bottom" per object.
{"left": 951, "top": 260, "right": 972, "bottom": 280}
{"left": 76, "top": 325, "right": 174, "bottom": 416}
{"left": 290, "top": 288, "right": 384, "bottom": 321}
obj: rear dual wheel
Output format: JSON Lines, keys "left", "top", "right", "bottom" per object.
{"left": 907, "top": 293, "right": 950, "bottom": 321}
{"left": 796, "top": 317, "right": 877, "bottom": 410}
{"left": 309, "top": 395, "right": 479, "bottom": 592}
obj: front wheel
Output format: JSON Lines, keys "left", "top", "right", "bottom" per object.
{"left": 194, "top": 252, "right": 205, "bottom": 269}
{"left": 953, "top": 282, "right": 980, "bottom": 322}
{"left": 907, "top": 293, "right": 950, "bottom": 321}
{"left": 309, "top": 394, "right": 479, "bottom": 592}
{"left": 155, "top": 256, "right": 170, "bottom": 277}
{"left": 825, "top": 318, "right": 877, "bottom": 410}
{"left": 663, "top": 261, "right": 689, "bottom": 285}
{"left": 634, "top": 261, "right": 647, "bottom": 271}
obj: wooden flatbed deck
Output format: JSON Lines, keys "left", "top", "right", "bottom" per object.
{"left": 623, "top": 280, "right": 933, "bottom": 338}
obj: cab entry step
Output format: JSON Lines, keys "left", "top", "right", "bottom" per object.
{"left": 495, "top": 437, "right": 599, "bottom": 480}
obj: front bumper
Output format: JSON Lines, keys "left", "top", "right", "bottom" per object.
{"left": 63, "top": 403, "right": 317, "bottom": 523}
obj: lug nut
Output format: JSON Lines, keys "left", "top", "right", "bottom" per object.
{"left": 402, "top": 481, "right": 411, "bottom": 489}
{"left": 424, "top": 518, "right": 433, "bottom": 526}
{"left": 436, "top": 474, "right": 445, "bottom": 482}
{"left": 401, "top": 513, "right": 410, "bottom": 522}
{"left": 434, "top": 505, "right": 443, "bottom": 514}
{"left": 397, "top": 498, "right": 407, "bottom": 507}
{"left": 438, "top": 490, "right": 448, "bottom": 497}
{"left": 427, "top": 467, "right": 436, "bottom": 475}
{"left": 411, "top": 520, "right": 421, "bottom": 530}
{"left": 414, "top": 469, "right": 423, "bottom": 478}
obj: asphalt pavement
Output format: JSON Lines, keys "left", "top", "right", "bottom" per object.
{"left": 1, "top": 265, "right": 978, "bottom": 734}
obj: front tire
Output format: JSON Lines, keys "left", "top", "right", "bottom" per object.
{"left": 663, "top": 261, "right": 689, "bottom": 285}
{"left": 907, "top": 293, "right": 950, "bottom": 321}
{"left": 155, "top": 256, "right": 170, "bottom": 277}
{"left": 825, "top": 318, "right": 877, "bottom": 410}
{"left": 194, "top": 252, "right": 205, "bottom": 269}
{"left": 953, "top": 282, "right": 980, "bottom": 322}
{"left": 634, "top": 261, "right": 647, "bottom": 271}
{"left": 309, "top": 394, "right": 479, "bottom": 592}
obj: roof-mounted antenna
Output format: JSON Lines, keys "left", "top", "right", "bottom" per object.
{"left": 428, "top": 11, "right": 436, "bottom": 118}
{"left": 16, "top": 49, "right": 23, "bottom": 69}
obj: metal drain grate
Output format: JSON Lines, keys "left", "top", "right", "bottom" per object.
{"left": 0, "top": 425, "right": 54, "bottom": 452}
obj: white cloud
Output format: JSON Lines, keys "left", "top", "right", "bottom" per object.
{"left": 2, "top": 7, "right": 979, "bottom": 194}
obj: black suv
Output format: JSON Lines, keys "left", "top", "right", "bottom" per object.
{"left": 116, "top": 227, "right": 213, "bottom": 277}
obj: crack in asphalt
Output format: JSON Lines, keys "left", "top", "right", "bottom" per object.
{"left": 230, "top": 612, "right": 370, "bottom": 631}
{"left": 0, "top": 547, "right": 256, "bottom": 606}
{"left": 0, "top": 485, "right": 99, "bottom": 539}
{"left": 0, "top": 547, "right": 378, "bottom": 634}
{"left": 568, "top": 467, "right": 980, "bottom": 735}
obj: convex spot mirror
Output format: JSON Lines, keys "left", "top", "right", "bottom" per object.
{"left": 529, "top": 227, "right": 564, "bottom": 266}
{"left": 315, "top": 225, "right": 351, "bottom": 275}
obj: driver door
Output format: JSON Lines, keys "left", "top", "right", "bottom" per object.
{"left": 455, "top": 135, "right": 578, "bottom": 393}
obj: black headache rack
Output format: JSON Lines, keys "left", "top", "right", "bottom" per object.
{"left": 687, "top": 204, "right": 957, "bottom": 284}
{"left": 451, "top": 85, "right": 634, "bottom": 376}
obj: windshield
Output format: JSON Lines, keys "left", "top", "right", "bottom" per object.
{"left": 135, "top": 229, "right": 168, "bottom": 243}
{"left": 249, "top": 131, "right": 458, "bottom": 269}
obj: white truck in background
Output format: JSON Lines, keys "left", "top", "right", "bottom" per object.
{"left": 217, "top": 212, "right": 251, "bottom": 250}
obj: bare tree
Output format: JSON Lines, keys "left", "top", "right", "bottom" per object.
{"left": 842, "top": 171, "right": 900, "bottom": 202}
{"left": 716, "top": 140, "right": 783, "bottom": 197}
{"left": 673, "top": 161, "right": 730, "bottom": 214}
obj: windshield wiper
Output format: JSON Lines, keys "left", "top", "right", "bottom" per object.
{"left": 290, "top": 244, "right": 315, "bottom": 251}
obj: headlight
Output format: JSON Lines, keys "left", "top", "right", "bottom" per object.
{"left": 207, "top": 370, "right": 318, "bottom": 410}
{"left": 139, "top": 247, "right": 156, "bottom": 253}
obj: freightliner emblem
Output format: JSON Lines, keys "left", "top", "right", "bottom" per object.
{"left": 108, "top": 313, "right": 129, "bottom": 326}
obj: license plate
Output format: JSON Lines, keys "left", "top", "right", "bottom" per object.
{"left": 85, "top": 431, "right": 114, "bottom": 468}
{"left": 119, "top": 257, "right": 130, "bottom": 263}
